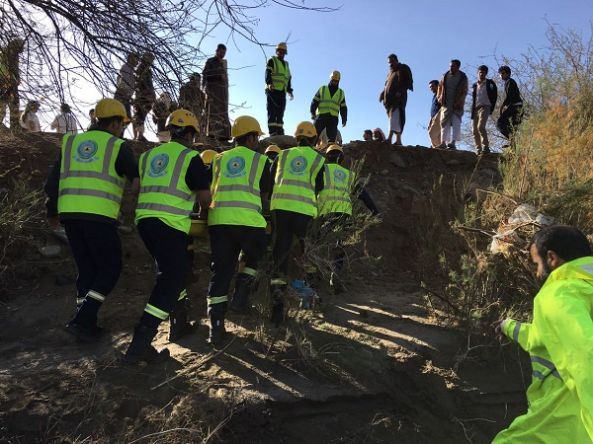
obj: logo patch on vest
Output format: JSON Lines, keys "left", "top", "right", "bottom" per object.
{"left": 334, "top": 170, "right": 346, "bottom": 183}
{"left": 75, "top": 140, "right": 99, "bottom": 163}
{"left": 290, "top": 156, "right": 308, "bottom": 175}
{"left": 149, "top": 154, "right": 169, "bottom": 177}
{"left": 225, "top": 156, "right": 246, "bottom": 178}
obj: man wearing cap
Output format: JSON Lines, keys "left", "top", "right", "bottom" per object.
{"left": 44, "top": 98, "right": 138, "bottom": 342}
{"left": 310, "top": 71, "right": 347, "bottom": 145}
{"left": 266, "top": 42, "right": 293, "bottom": 136}
{"left": 206, "top": 115, "right": 272, "bottom": 344}
{"left": 269, "top": 121, "right": 325, "bottom": 325}
{"left": 123, "top": 109, "right": 211, "bottom": 363}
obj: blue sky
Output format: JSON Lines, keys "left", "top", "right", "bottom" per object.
{"left": 213, "top": 0, "right": 592, "bottom": 146}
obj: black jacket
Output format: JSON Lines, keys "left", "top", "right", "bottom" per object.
{"left": 471, "top": 79, "right": 498, "bottom": 119}
{"left": 501, "top": 78, "right": 523, "bottom": 109}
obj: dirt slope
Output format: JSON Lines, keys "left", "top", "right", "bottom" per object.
{"left": 0, "top": 133, "right": 526, "bottom": 443}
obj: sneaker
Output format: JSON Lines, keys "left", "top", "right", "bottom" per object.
{"left": 475, "top": 148, "right": 482, "bottom": 156}
{"left": 446, "top": 142, "right": 457, "bottom": 150}
{"left": 65, "top": 321, "right": 104, "bottom": 343}
{"left": 122, "top": 344, "right": 170, "bottom": 365}
{"left": 436, "top": 143, "right": 447, "bottom": 149}
{"left": 482, "top": 146, "right": 491, "bottom": 154}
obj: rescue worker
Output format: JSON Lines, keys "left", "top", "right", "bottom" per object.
{"left": 494, "top": 225, "right": 593, "bottom": 442}
{"left": 123, "top": 109, "right": 211, "bottom": 363}
{"left": 265, "top": 42, "right": 293, "bottom": 136}
{"left": 264, "top": 144, "right": 281, "bottom": 163}
{"left": 310, "top": 71, "right": 347, "bottom": 145}
{"left": 269, "top": 121, "right": 325, "bottom": 325}
{"left": 0, "top": 38, "right": 24, "bottom": 130}
{"left": 318, "top": 144, "right": 379, "bottom": 292}
{"left": 200, "top": 149, "right": 217, "bottom": 184}
{"left": 44, "top": 98, "right": 137, "bottom": 342}
{"left": 207, "top": 115, "right": 271, "bottom": 344}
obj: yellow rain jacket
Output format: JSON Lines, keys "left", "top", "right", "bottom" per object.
{"left": 494, "top": 256, "right": 593, "bottom": 443}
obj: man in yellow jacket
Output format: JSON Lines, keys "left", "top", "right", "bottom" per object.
{"left": 494, "top": 225, "right": 593, "bottom": 443}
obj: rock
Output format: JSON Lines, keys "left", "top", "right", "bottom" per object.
{"left": 389, "top": 152, "right": 407, "bottom": 168}
{"left": 39, "top": 245, "right": 61, "bottom": 258}
{"left": 260, "top": 135, "right": 297, "bottom": 150}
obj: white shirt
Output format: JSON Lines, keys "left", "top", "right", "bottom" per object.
{"left": 20, "top": 112, "right": 41, "bottom": 132}
{"left": 51, "top": 112, "right": 78, "bottom": 134}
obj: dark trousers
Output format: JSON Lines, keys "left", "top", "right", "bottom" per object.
{"left": 497, "top": 105, "right": 523, "bottom": 140}
{"left": 315, "top": 114, "right": 339, "bottom": 143}
{"left": 137, "top": 218, "right": 190, "bottom": 327}
{"left": 208, "top": 225, "right": 267, "bottom": 306}
{"left": 266, "top": 90, "right": 286, "bottom": 136}
{"left": 0, "top": 85, "right": 20, "bottom": 129}
{"left": 271, "top": 210, "right": 312, "bottom": 276}
{"left": 64, "top": 219, "right": 122, "bottom": 301}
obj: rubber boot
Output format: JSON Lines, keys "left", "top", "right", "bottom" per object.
{"left": 229, "top": 273, "right": 254, "bottom": 314}
{"left": 207, "top": 302, "right": 227, "bottom": 346}
{"left": 168, "top": 298, "right": 197, "bottom": 342}
{"left": 122, "top": 324, "right": 170, "bottom": 365}
{"left": 270, "top": 284, "right": 286, "bottom": 327}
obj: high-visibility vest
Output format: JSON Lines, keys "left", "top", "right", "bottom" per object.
{"left": 58, "top": 130, "right": 126, "bottom": 220}
{"left": 271, "top": 146, "right": 325, "bottom": 217}
{"left": 208, "top": 146, "right": 267, "bottom": 228}
{"left": 494, "top": 256, "right": 593, "bottom": 443}
{"left": 317, "top": 163, "right": 353, "bottom": 216}
{"left": 270, "top": 56, "right": 290, "bottom": 92}
{"left": 317, "top": 86, "right": 344, "bottom": 117}
{"left": 136, "top": 141, "right": 198, "bottom": 234}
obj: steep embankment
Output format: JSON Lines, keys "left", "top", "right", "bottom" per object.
{"left": 0, "top": 132, "right": 524, "bottom": 443}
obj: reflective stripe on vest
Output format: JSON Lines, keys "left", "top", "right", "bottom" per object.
{"left": 58, "top": 131, "right": 125, "bottom": 219}
{"left": 318, "top": 164, "right": 353, "bottom": 216}
{"left": 317, "top": 86, "right": 344, "bottom": 117}
{"left": 208, "top": 146, "right": 267, "bottom": 228}
{"left": 271, "top": 57, "right": 290, "bottom": 92}
{"left": 135, "top": 142, "right": 198, "bottom": 233}
{"left": 271, "top": 146, "right": 324, "bottom": 217}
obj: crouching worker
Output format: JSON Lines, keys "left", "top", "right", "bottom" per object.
{"left": 123, "top": 109, "right": 211, "bottom": 364}
{"left": 493, "top": 225, "right": 593, "bottom": 442}
{"left": 206, "top": 115, "right": 271, "bottom": 345}
{"left": 318, "top": 144, "right": 378, "bottom": 292}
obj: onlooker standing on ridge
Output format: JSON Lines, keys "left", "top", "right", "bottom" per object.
{"left": 497, "top": 65, "right": 523, "bottom": 143}
{"left": 51, "top": 103, "right": 78, "bottom": 134}
{"left": 203, "top": 44, "right": 230, "bottom": 141}
{"left": 493, "top": 225, "right": 593, "bottom": 443}
{"left": 44, "top": 98, "right": 136, "bottom": 342}
{"left": 114, "top": 52, "right": 139, "bottom": 120}
{"left": 363, "top": 129, "right": 373, "bottom": 141}
{"left": 152, "top": 92, "right": 176, "bottom": 141}
{"left": 427, "top": 80, "right": 441, "bottom": 148}
{"left": 0, "top": 38, "right": 24, "bottom": 130}
{"left": 133, "top": 52, "right": 156, "bottom": 141}
{"left": 265, "top": 42, "right": 293, "bottom": 136}
{"left": 179, "top": 73, "right": 205, "bottom": 132}
{"left": 372, "top": 128, "right": 386, "bottom": 142}
{"left": 437, "top": 59, "right": 468, "bottom": 150}
{"left": 471, "top": 65, "right": 498, "bottom": 155}
{"left": 310, "top": 70, "right": 347, "bottom": 144}
{"left": 87, "top": 108, "right": 98, "bottom": 131}
{"left": 20, "top": 100, "right": 41, "bottom": 132}
{"left": 379, "top": 54, "right": 413, "bottom": 146}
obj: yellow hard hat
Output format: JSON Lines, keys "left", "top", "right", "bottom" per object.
{"left": 330, "top": 70, "right": 341, "bottom": 81}
{"left": 200, "top": 149, "right": 217, "bottom": 165}
{"left": 95, "top": 98, "right": 130, "bottom": 123}
{"left": 326, "top": 144, "right": 343, "bottom": 154}
{"left": 276, "top": 42, "right": 288, "bottom": 53}
{"left": 166, "top": 109, "right": 199, "bottom": 133}
{"left": 265, "top": 144, "right": 281, "bottom": 155}
{"left": 231, "top": 115, "right": 263, "bottom": 138}
{"left": 294, "top": 121, "right": 317, "bottom": 139}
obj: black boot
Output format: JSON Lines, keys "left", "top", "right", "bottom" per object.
{"left": 229, "top": 273, "right": 254, "bottom": 314}
{"left": 207, "top": 302, "right": 227, "bottom": 346}
{"left": 169, "top": 298, "right": 197, "bottom": 342}
{"left": 270, "top": 284, "right": 285, "bottom": 327}
{"left": 122, "top": 324, "right": 170, "bottom": 365}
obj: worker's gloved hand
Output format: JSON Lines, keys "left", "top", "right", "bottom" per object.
{"left": 342, "top": 122, "right": 347, "bottom": 128}
{"left": 266, "top": 84, "right": 274, "bottom": 92}
{"left": 288, "top": 92, "right": 294, "bottom": 101}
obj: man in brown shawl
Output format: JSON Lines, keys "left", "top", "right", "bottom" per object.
{"left": 179, "top": 72, "right": 206, "bottom": 132}
{"left": 203, "top": 44, "right": 230, "bottom": 141}
{"left": 379, "top": 54, "right": 413, "bottom": 145}
{"left": 0, "top": 38, "right": 24, "bottom": 130}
